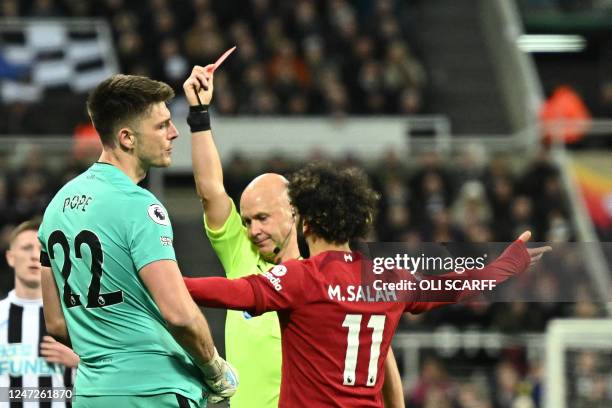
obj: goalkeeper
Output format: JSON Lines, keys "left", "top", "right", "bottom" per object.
{"left": 39, "top": 73, "right": 237, "bottom": 407}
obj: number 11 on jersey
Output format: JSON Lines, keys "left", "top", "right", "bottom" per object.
{"left": 342, "top": 314, "right": 386, "bottom": 387}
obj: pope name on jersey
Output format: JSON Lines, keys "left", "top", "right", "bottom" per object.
{"left": 38, "top": 162, "right": 206, "bottom": 401}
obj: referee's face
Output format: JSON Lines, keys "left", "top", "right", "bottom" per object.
{"left": 133, "top": 102, "right": 179, "bottom": 168}
{"left": 6, "top": 230, "right": 42, "bottom": 289}
{"left": 241, "top": 194, "right": 294, "bottom": 261}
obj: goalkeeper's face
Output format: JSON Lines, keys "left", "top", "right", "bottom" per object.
{"left": 132, "top": 102, "right": 179, "bottom": 168}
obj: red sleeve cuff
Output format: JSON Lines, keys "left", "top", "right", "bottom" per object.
{"left": 513, "top": 240, "right": 531, "bottom": 272}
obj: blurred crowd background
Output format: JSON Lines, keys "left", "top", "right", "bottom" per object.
{"left": 2, "top": 0, "right": 612, "bottom": 407}
{"left": 1, "top": 0, "right": 427, "bottom": 135}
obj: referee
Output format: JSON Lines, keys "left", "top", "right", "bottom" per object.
{"left": 1, "top": 219, "right": 79, "bottom": 407}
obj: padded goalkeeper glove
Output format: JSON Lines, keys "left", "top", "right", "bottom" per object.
{"left": 200, "top": 348, "right": 239, "bottom": 401}
{"left": 207, "top": 393, "right": 227, "bottom": 404}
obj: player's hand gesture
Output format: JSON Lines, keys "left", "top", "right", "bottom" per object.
{"left": 516, "top": 230, "right": 552, "bottom": 268}
{"left": 183, "top": 65, "right": 214, "bottom": 107}
{"left": 40, "top": 335, "right": 80, "bottom": 368}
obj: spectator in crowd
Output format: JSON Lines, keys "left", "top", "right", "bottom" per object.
{"left": 0, "top": 219, "right": 79, "bottom": 406}
{"left": 408, "top": 357, "right": 456, "bottom": 408}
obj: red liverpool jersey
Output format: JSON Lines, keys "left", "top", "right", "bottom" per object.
{"left": 185, "top": 241, "right": 529, "bottom": 406}
{"left": 244, "top": 251, "right": 409, "bottom": 407}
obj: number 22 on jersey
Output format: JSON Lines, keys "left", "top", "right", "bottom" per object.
{"left": 48, "top": 229, "right": 123, "bottom": 309}
{"left": 342, "top": 314, "right": 386, "bottom": 387}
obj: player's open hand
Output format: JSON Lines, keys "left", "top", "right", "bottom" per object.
{"left": 516, "top": 230, "right": 552, "bottom": 268}
{"left": 40, "top": 335, "right": 80, "bottom": 368}
{"left": 183, "top": 65, "right": 215, "bottom": 107}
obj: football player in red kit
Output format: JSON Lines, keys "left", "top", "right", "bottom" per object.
{"left": 184, "top": 163, "right": 551, "bottom": 407}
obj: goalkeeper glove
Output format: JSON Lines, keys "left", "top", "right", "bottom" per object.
{"left": 200, "top": 348, "right": 239, "bottom": 401}
{"left": 207, "top": 393, "right": 227, "bottom": 404}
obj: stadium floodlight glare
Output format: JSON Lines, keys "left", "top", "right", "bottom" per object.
{"left": 516, "top": 34, "right": 586, "bottom": 53}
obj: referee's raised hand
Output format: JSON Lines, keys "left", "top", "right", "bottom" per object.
{"left": 183, "top": 65, "right": 214, "bottom": 107}
{"left": 517, "top": 230, "right": 553, "bottom": 268}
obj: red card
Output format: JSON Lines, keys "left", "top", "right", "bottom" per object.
{"left": 211, "top": 46, "right": 236, "bottom": 72}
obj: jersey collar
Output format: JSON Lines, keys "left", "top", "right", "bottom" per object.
{"left": 7, "top": 290, "right": 42, "bottom": 307}
{"left": 92, "top": 162, "right": 137, "bottom": 186}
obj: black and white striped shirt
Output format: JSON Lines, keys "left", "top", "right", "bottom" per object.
{"left": 0, "top": 291, "right": 73, "bottom": 408}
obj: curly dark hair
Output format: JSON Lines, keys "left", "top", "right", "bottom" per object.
{"left": 288, "top": 162, "right": 379, "bottom": 244}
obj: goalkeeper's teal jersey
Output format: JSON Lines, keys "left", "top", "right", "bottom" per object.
{"left": 38, "top": 163, "right": 205, "bottom": 404}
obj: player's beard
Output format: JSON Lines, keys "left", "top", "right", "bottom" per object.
{"left": 156, "top": 150, "right": 172, "bottom": 167}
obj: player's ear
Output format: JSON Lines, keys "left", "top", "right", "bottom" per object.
{"left": 5, "top": 249, "right": 15, "bottom": 268}
{"left": 117, "top": 127, "right": 135, "bottom": 150}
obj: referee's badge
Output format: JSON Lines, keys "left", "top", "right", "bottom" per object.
{"left": 148, "top": 204, "right": 170, "bottom": 226}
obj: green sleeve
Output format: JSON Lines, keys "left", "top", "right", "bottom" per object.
{"left": 128, "top": 195, "right": 177, "bottom": 272}
{"left": 37, "top": 226, "right": 47, "bottom": 256}
{"left": 204, "top": 200, "right": 259, "bottom": 278}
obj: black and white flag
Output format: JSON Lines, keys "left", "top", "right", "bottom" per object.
{"left": 0, "top": 19, "right": 118, "bottom": 103}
